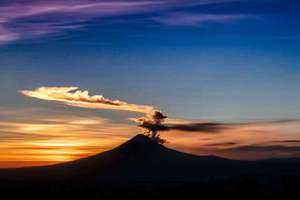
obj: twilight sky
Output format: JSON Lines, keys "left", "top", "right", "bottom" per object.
{"left": 1, "top": 0, "right": 300, "bottom": 167}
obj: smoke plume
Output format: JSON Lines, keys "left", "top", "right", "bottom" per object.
{"left": 135, "top": 111, "right": 168, "bottom": 144}
{"left": 21, "top": 86, "right": 225, "bottom": 144}
{"left": 21, "top": 86, "right": 168, "bottom": 143}
{"left": 21, "top": 87, "right": 155, "bottom": 114}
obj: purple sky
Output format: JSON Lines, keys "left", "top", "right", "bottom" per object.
{"left": 0, "top": 0, "right": 245, "bottom": 44}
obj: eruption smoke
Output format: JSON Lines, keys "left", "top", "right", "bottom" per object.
{"left": 21, "top": 86, "right": 167, "bottom": 143}
{"left": 136, "top": 111, "right": 168, "bottom": 144}
{"left": 21, "top": 86, "right": 225, "bottom": 144}
{"left": 21, "top": 87, "right": 155, "bottom": 114}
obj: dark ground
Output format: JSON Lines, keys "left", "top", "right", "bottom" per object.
{"left": 1, "top": 134, "right": 300, "bottom": 199}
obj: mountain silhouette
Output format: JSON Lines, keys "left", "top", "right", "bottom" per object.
{"left": 1, "top": 134, "right": 300, "bottom": 199}
{"left": 1, "top": 134, "right": 300, "bottom": 182}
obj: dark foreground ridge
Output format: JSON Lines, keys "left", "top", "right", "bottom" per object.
{"left": 1, "top": 134, "right": 300, "bottom": 199}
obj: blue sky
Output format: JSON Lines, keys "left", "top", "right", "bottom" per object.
{"left": 1, "top": 0, "right": 300, "bottom": 121}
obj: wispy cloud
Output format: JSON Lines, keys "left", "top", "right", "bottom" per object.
{"left": 163, "top": 119, "right": 300, "bottom": 160}
{"left": 153, "top": 12, "right": 253, "bottom": 26}
{"left": 0, "top": 0, "right": 244, "bottom": 44}
{"left": 0, "top": 0, "right": 162, "bottom": 44}
{"left": 0, "top": 109, "right": 138, "bottom": 168}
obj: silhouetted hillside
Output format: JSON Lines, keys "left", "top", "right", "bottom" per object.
{"left": 1, "top": 134, "right": 300, "bottom": 199}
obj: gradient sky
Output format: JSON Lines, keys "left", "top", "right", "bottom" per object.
{"left": 1, "top": 0, "right": 300, "bottom": 167}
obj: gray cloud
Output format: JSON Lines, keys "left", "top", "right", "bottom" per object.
{"left": 139, "top": 121, "right": 229, "bottom": 134}
{"left": 227, "top": 145, "right": 300, "bottom": 153}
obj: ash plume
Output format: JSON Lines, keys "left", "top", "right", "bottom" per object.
{"left": 21, "top": 86, "right": 168, "bottom": 143}
{"left": 21, "top": 86, "right": 225, "bottom": 145}
{"left": 135, "top": 111, "right": 168, "bottom": 144}
{"left": 21, "top": 87, "right": 155, "bottom": 114}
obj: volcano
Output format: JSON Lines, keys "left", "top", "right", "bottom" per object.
{"left": 1, "top": 134, "right": 300, "bottom": 182}
{"left": 1, "top": 134, "right": 300, "bottom": 199}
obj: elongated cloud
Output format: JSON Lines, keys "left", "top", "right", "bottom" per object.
{"left": 21, "top": 86, "right": 174, "bottom": 143}
{"left": 137, "top": 118, "right": 227, "bottom": 134}
{"left": 0, "top": 0, "right": 242, "bottom": 44}
{"left": 21, "top": 87, "right": 155, "bottom": 114}
{"left": 153, "top": 13, "right": 252, "bottom": 26}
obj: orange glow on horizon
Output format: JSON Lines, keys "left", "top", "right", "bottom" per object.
{"left": 1, "top": 109, "right": 300, "bottom": 168}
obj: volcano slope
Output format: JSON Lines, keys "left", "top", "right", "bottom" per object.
{"left": 1, "top": 134, "right": 300, "bottom": 199}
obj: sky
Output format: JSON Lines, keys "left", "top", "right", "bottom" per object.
{"left": 0, "top": 0, "right": 300, "bottom": 167}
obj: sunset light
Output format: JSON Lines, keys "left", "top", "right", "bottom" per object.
{"left": 1, "top": 1, "right": 300, "bottom": 198}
